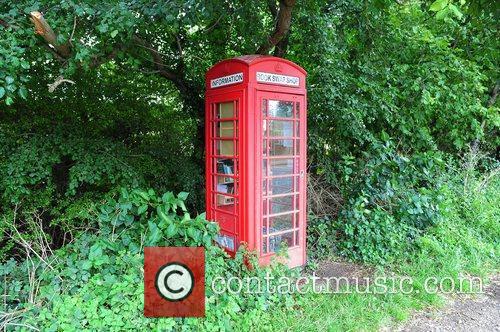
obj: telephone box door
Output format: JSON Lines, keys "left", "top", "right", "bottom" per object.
{"left": 206, "top": 91, "right": 243, "bottom": 252}
{"left": 257, "top": 91, "right": 306, "bottom": 267}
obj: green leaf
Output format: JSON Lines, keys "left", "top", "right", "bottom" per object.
{"left": 97, "top": 24, "right": 108, "bottom": 33}
{"left": 435, "top": 7, "right": 449, "bottom": 19}
{"left": 18, "top": 86, "right": 27, "bottom": 99}
{"left": 178, "top": 192, "right": 189, "bottom": 201}
{"left": 147, "top": 220, "right": 162, "bottom": 244}
{"left": 5, "top": 96, "right": 13, "bottom": 105}
{"left": 448, "top": 4, "right": 463, "bottom": 19}
{"left": 81, "top": 260, "right": 92, "bottom": 270}
{"left": 0, "top": 87, "right": 5, "bottom": 98}
{"left": 430, "top": 0, "right": 448, "bottom": 11}
{"left": 162, "top": 192, "right": 174, "bottom": 203}
{"left": 5, "top": 76, "right": 14, "bottom": 84}
{"left": 138, "top": 204, "right": 148, "bottom": 215}
{"left": 88, "top": 244, "right": 103, "bottom": 261}
{"left": 158, "top": 209, "right": 170, "bottom": 223}
{"left": 166, "top": 223, "right": 177, "bottom": 238}
{"left": 110, "top": 30, "right": 119, "bottom": 38}
{"left": 137, "top": 190, "right": 149, "bottom": 201}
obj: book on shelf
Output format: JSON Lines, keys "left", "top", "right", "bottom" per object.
{"left": 217, "top": 182, "right": 234, "bottom": 194}
{"left": 216, "top": 159, "right": 234, "bottom": 174}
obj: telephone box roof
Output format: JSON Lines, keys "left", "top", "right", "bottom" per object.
{"left": 208, "top": 55, "right": 307, "bottom": 75}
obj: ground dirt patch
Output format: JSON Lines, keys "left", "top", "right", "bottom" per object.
{"left": 397, "top": 275, "right": 500, "bottom": 331}
{"left": 311, "top": 259, "right": 374, "bottom": 289}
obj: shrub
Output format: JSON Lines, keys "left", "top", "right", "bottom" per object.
{"left": 336, "top": 139, "right": 446, "bottom": 264}
{"left": 0, "top": 130, "right": 141, "bottom": 260}
{"left": 306, "top": 215, "right": 338, "bottom": 261}
{"left": 0, "top": 189, "right": 296, "bottom": 331}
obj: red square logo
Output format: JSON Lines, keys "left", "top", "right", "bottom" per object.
{"left": 144, "top": 247, "right": 205, "bottom": 317}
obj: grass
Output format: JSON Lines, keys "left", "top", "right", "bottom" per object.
{"left": 256, "top": 171, "right": 499, "bottom": 331}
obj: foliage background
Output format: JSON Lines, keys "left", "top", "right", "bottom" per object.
{"left": 0, "top": 0, "right": 498, "bottom": 330}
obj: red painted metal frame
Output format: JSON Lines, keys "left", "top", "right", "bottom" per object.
{"left": 205, "top": 55, "right": 307, "bottom": 268}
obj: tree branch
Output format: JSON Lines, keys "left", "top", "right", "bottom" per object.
{"left": 40, "top": 42, "right": 66, "bottom": 62}
{"left": 47, "top": 76, "right": 75, "bottom": 92}
{"left": 30, "top": 11, "right": 71, "bottom": 58}
{"left": 267, "top": 0, "right": 278, "bottom": 18}
{"left": 0, "top": 18, "right": 9, "bottom": 28}
{"left": 487, "top": 80, "right": 499, "bottom": 107}
{"left": 257, "top": 0, "right": 296, "bottom": 55}
{"left": 90, "top": 46, "right": 123, "bottom": 68}
{"left": 273, "top": 31, "right": 290, "bottom": 57}
{"left": 133, "top": 36, "right": 179, "bottom": 81}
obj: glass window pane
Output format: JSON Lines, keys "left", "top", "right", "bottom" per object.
{"left": 216, "top": 158, "right": 234, "bottom": 174}
{"left": 282, "top": 232, "right": 294, "bottom": 247}
{"left": 268, "top": 100, "right": 293, "bottom": 118}
{"left": 217, "top": 121, "right": 234, "bottom": 137}
{"left": 216, "top": 194, "right": 234, "bottom": 207}
{"left": 215, "top": 234, "right": 236, "bottom": 251}
{"left": 218, "top": 102, "right": 234, "bottom": 118}
{"left": 269, "top": 176, "right": 294, "bottom": 195}
{"left": 262, "top": 217, "right": 268, "bottom": 235}
{"left": 270, "top": 195, "right": 294, "bottom": 214}
{"left": 216, "top": 140, "right": 234, "bottom": 156}
{"left": 270, "top": 139, "right": 294, "bottom": 156}
{"left": 216, "top": 176, "right": 235, "bottom": 194}
{"left": 270, "top": 158, "right": 293, "bottom": 176}
{"left": 262, "top": 236, "right": 268, "bottom": 253}
{"left": 269, "top": 231, "right": 294, "bottom": 252}
{"left": 268, "top": 120, "right": 293, "bottom": 137}
{"left": 262, "top": 159, "right": 268, "bottom": 177}
{"left": 269, "top": 214, "right": 293, "bottom": 233}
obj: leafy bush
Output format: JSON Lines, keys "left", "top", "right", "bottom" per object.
{"left": 0, "top": 189, "right": 296, "bottom": 331}
{"left": 0, "top": 129, "right": 141, "bottom": 260}
{"left": 254, "top": 168, "right": 499, "bottom": 332}
{"left": 336, "top": 139, "right": 446, "bottom": 264}
{"left": 401, "top": 163, "right": 500, "bottom": 287}
{"left": 0, "top": 115, "right": 205, "bottom": 260}
{"left": 306, "top": 215, "right": 338, "bottom": 261}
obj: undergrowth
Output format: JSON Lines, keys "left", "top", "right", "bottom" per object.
{"left": 261, "top": 160, "right": 499, "bottom": 331}
{"left": 0, "top": 189, "right": 297, "bottom": 331}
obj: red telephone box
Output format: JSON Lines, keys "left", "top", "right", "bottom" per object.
{"left": 205, "top": 55, "right": 307, "bottom": 268}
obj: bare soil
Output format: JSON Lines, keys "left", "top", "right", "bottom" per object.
{"left": 398, "top": 275, "right": 500, "bottom": 332}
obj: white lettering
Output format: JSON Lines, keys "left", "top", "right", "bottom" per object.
{"left": 210, "top": 72, "right": 244, "bottom": 88}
